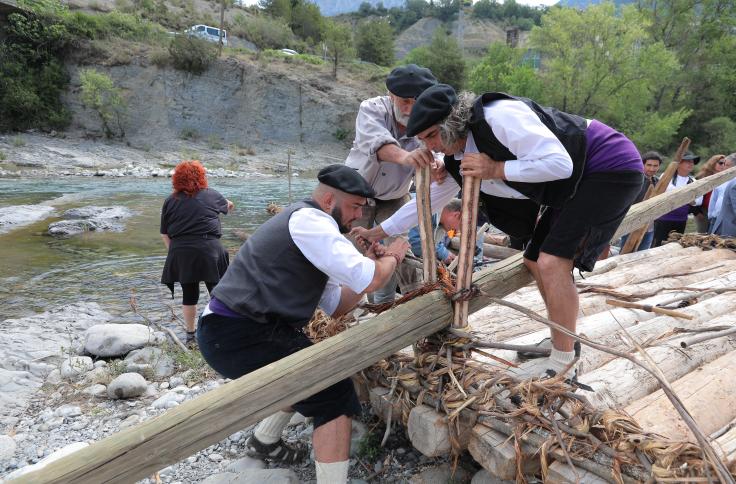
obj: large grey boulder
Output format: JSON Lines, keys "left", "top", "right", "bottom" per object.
{"left": 83, "top": 323, "right": 164, "bottom": 357}
{"left": 124, "top": 347, "right": 175, "bottom": 379}
{"left": 48, "top": 206, "right": 132, "bottom": 238}
{"left": 107, "top": 372, "right": 148, "bottom": 399}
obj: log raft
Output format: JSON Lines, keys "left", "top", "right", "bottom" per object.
{"left": 15, "top": 166, "right": 736, "bottom": 483}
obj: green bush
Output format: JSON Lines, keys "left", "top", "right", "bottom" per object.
{"left": 65, "top": 10, "right": 164, "bottom": 41}
{"left": 168, "top": 35, "right": 217, "bottom": 74}
{"left": 179, "top": 127, "right": 200, "bottom": 140}
{"left": 149, "top": 47, "right": 170, "bottom": 66}
{"left": 0, "top": 5, "right": 74, "bottom": 131}
{"left": 230, "top": 13, "right": 299, "bottom": 50}
{"left": 79, "top": 68, "right": 127, "bottom": 138}
{"left": 0, "top": 0, "right": 165, "bottom": 132}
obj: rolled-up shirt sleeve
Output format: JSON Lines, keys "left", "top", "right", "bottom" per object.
{"left": 381, "top": 177, "right": 460, "bottom": 236}
{"left": 354, "top": 98, "right": 399, "bottom": 155}
{"left": 483, "top": 101, "right": 573, "bottom": 183}
{"left": 289, "top": 208, "right": 375, "bottom": 294}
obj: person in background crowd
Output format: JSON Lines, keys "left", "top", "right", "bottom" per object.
{"left": 160, "top": 160, "right": 234, "bottom": 343}
{"left": 709, "top": 153, "right": 736, "bottom": 234}
{"left": 696, "top": 154, "right": 731, "bottom": 232}
{"left": 408, "top": 198, "right": 462, "bottom": 266}
{"left": 652, "top": 151, "right": 702, "bottom": 247}
{"left": 619, "top": 151, "right": 662, "bottom": 251}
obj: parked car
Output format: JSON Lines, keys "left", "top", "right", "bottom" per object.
{"left": 185, "top": 24, "right": 228, "bottom": 46}
{"left": 280, "top": 48, "right": 298, "bottom": 56}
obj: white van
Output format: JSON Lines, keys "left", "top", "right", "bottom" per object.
{"left": 186, "top": 25, "right": 228, "bottom": 46}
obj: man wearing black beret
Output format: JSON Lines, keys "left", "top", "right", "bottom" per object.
{"left": 354, "top": 84, "right": 645, "bottom": 384}
{"left": 199, "top": 164, "right": 409, "bottom": 484}
{"left": 345, "top": 64, "right": 442, "bottom": 303}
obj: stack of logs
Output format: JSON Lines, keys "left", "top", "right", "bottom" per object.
{"left": 365, "top": 240, "right": 736, "bottom": 483}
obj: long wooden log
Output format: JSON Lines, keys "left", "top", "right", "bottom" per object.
{"left": 625, "top": 350, "right": 736, "bottom": 440}
{"left": 415, "top": 165, "right": 437, "bottom": 283}
{"left": 484, "top": 269, "right": 736, "bottom": 370}
{"left": 579, "top": 313, "right": 736, "bottom": 410}
{"left": 450, "top": 237, "right": 520, "bottom": 259}
{"left": 19, "top": 166, "right": 736, "bottom": 484}
{"left": 715, "top": 418, "right": 736, "bottom": 464}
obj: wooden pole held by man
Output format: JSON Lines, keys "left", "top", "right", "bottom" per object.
{"left": 415, "top": 165, "right": 437, "bottom": 283}
{"left": 453, "top": 175, "right": 481, "bottom": 328}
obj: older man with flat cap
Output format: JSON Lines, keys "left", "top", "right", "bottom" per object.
{"left": 198, "top": 165, "right": 409, "bottom": 484}
{"left": 345, "top": 63, "right": 442, "bottom": 303}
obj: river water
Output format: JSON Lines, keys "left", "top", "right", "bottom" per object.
{"left": 0, "top": 176, "right": 314, "bottom": 330}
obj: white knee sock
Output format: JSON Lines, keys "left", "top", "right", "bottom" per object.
{"left": 254, "top": 411, "right": 294, "bottom": 444}
{"left": 316, "top": 460, "right": 349, "bottom": 484}
{"left": 549, "top": 347, "right": 576, "bottom": 373}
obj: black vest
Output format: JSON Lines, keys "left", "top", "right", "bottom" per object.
{"left": 469, "top": 92, "right": 588, "bottom": 208}
{"left": 212, "top": 200, "right": 329, "bottom": 328}
{"left": 444, "top": 155, "right": 540, "bottom": 240}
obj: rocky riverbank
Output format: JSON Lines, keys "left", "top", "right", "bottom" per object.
{"left": 0, "top": 301, "right": 494, "bottom": 483}
{"left": 0, "top": 132, "right": 343, "bottom": 179}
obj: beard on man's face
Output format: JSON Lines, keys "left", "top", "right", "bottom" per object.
{"left": 393, "top": 102, "right": 410, "bottom": 127}
{"left": 330, "top": 205, "right": 351, "bottom": 234}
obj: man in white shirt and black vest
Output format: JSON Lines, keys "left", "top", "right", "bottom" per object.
{"left": 353, "top": 84, "right": 644, "bottom": 383}
{"left": 345, "top": 63, "right": 442, "bottom": 303}
{"left": 197, "top": 165, "right": 409, "bottom": 484}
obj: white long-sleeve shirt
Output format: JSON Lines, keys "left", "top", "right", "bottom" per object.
{"left": 381, "top": 98, "right": 581, "bottom": 236}
{"left": 289, "top": 208, "right": 375, "bottom": 315}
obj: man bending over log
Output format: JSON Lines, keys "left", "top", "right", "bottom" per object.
{"left": 198, "top": 165, "right": 409, "bottom": 483}
{"left": 353, "top": 84, "right": 643, "bottom": 381}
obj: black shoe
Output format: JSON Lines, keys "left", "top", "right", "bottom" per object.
{"left": 185, "top": 331, "right": 197, "bottom": 348}
{"left": 516, "top": 337, "right": 552, "bottom": 360}
{"left": 245, "top": 435, "right": 306, "bottom": 464}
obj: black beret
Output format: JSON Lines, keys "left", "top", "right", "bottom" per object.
{"left": 681, "top": 150, "right": 701, "bottom": 164}
{"left": 318, "top": 164, "right": 376, "bottom": 198}
{"left": 406, "top": 84, "right": 458, "bottom": 137}
{"left": 385, "top": 64, "right": 438, "bottom": 99}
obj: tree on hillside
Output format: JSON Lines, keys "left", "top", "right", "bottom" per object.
{"left": 387, "top": 0, "right": 429, "bottom": 31}
{"left": 467, "top": 42, "right": 543, "bottom": 99}
{"left": 79, "top": 69, "right": 127, "bottom": 139}
{"left": 290, "top": 0, "right": 323, "bottom": 42}
{"left": 259, "top": 0, "right": 292, "bottom": 23}
{"left": 404, "top": 29, "right": 465, "bottom": 88}
{"left": 529, "top": 3, "right": 686, "bottom": 150}
{"left": 637, "top": 0, "right": 736, "bottom": 151}
{"left": 355, "top": 19, "right": 394, "bottom": 66}
{"left": 323, "top": 19, "right": 354, "bottom": 79}
{"left": 429, "top": 0, "right": 460, "bottom": 22}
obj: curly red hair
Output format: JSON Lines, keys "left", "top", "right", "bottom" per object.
{"left": 172, "top": 160, "right": 208, "bottom": 196}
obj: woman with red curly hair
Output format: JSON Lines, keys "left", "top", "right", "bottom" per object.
{"left": 160, "top": 160, "right": 234, "bottom": 343}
